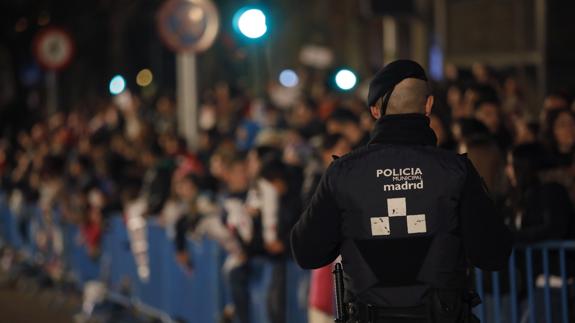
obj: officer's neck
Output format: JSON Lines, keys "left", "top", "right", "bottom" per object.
{"left": 369, "top": 113, "right": 437, "bottom": 146}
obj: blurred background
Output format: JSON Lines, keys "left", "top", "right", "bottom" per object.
{"left": 0, "top": 0, "right": 574, "bottom": 322}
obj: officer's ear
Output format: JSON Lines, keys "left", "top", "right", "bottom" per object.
{"left": 370, "top": 105, "right": 381, "bottom": 120}
{"left": 425, "top": 95, "right": 434, "bottom": 117}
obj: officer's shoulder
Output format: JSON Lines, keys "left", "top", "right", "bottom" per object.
{"left": 424, "top": 146, "right": 466, "bottom": 161}
{"left": 423, "top": 147, "right": 469, "bottom": 172}
{"left": 329, "top": 145, "right": 378, "bottom": 168}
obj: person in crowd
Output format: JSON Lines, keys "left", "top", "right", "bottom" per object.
{"left": 446, "top": 84, "right": 471, "bottom": 120}
{"left": 505, "top": 143, "right": 574, "bottom": 242}
{"left": 288, "top": 98, "right": 324, "bottom": 140}
{"left": 501, "top": 76, "right": 525, "bottom": 117}
{"left": 512, "top": 117, "right": 539, "bottom": 146}
{"left": 474, "top": 99, "right": 512, "bottom": 151}
{"left": 539, "top": 108, "right": 575, "bottom": 204}
{"left": 213, "top": 82, "right": 242, "bottom": 136}
{"left": 543, "top": 108, "right": 575, "bottom": 168}
{"left": 540, "top": 91, "right": 570, "bottom": 125}
{"left": 222, "top": 157, "right": 255, "bottom": 323}
{"left": 258, "top": 158, "right": 299, "bottom": 323}
{"left": 152, "top": 95, "right": 177, "bottom": 136}
{"left": 326, "top": 108, "right": 370, "bottom": 150}
{"left": 225, "top": 145, "right": 284, "bottom": 323}
{"left": 466, "top": 136, "right": 507, "bottom": 201}
{"left": 162, "top": 173, "right": 243, "bottom": 273}
{"left": 466, "top": 135, "right": 509, "bottom": 323}
{"left": 505, "top": 143, "right": 575, "bottom": 323}
{"left": 451, "top": 117, "right": 490, "bottom": 154}
{"left": 303, "top": 133, "right": 351, "bottom": 323}
{"left": 429, "top": 114, "right": 456, "bottom": 150}
{"left": 81, "top": 186, "right": 106, "bottom": 258}
{"left": 139, "top": 143, "right": 176, "bottom": 216}
{"left": 245, "top": 146, "right": 283, "bottom": 255}
{"left": 302, "top": 134, "right": 351, "bottom": 206}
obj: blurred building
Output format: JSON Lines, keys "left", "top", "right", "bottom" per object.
{"left": 1, "top": 0, "right": 575, "bottom": 123}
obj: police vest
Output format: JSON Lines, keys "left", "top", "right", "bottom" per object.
{"left": 329, "top": 143, "right": 468, "bottom": 307}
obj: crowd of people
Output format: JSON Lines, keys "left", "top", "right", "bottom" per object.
{"left": 0, "top": 62, "right": 574, "bottom": 323}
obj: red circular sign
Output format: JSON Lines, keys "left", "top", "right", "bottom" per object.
{"left": 33, "top": 27, "right": 75, "bottom": 71}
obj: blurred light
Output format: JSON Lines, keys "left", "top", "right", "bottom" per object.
{"left": 279, "top": 69, "right": 298, "bottom": 88}
{"left": 109, "top": 75, "right": 126, "bottom": 95}
{"left": 136, "top": 69, "right": 153, "bottom": 87}
{"left": 236, "top": 8, "right": 267, "bottom": 39}
{"left": 429, "top": 43, "right": 444, "bottom": 81}
{"left": 14, "top": 17, "right": 28, "bottom": 33}
{"left": 335, "top": 69, "right": 357, "bottom": 91}
{"left": 38, "top": 12, "right": 50, "bottom": 26}
{"left": 188, "top": 6, "right": 204, "bottom": 23}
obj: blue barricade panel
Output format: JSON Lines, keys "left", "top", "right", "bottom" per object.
{"left": 286, "top": 260, "right": 309, "bottom": 323}
{"left": 101, "top": 216, "right": 139, "bottom": 293}
{"left": 0, "top": 197, "right": 11, "bottom": 245}
{"left": 173, "top": 237, "right": 223, "bottom": 323}
{"left": 138, "top": 223, "right": 169, "bottom": 309}
{"left": 249, "top": 257, "right": 273, "bottom": 323}
{"left": 61, "top": 222, "right": 100, "bottom": 285}
{"left": 476, "top": 242, "right": 575, "bottom": 323}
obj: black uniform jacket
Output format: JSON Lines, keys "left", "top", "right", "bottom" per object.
{"left": 291, "top": 113, "right": 512, "bottom": 306}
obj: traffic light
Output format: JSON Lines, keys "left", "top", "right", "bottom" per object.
{"left": 109, "top": 75, "right": 126, "bottom": 95}
{"left": 233, "top": 7, "right": 268, "bottom": 39}
{"left": 334, "top": 69, "right": 357, "bottom": 91}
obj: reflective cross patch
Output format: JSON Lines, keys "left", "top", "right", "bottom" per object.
{"left": 370, "top": 217, "right": 391, "bottom": 236}
{"left": 370, "top": 198, "right": 427, "bottom": 236}
{"left": 406, "top": 214, "right": 427, "bottom": 234}
{"left": 387, "top": 197, "right": 406, "bottom": 217}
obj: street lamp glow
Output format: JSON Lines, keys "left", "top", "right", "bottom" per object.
{"left": 237, "top": 8, "right": 267, "bottom": 39}
{"left": 109, "top": 75, "right": 126, "bottom": 95}
{"left": 335, "top": 69, "right": 357, "bottom": 91}
{"left": 279, "top": 69, "right": 298, "bottom": 88}
{"left": 136, "top": 69, "right": 153, "bottom": 87}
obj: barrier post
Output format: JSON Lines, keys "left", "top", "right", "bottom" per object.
{"left": 542, "top": 247, "right": 552, "bottom": 323}
{"left": 559, "top": 248, "right": 569, "bottom": 323}
{"left": 525, "top": 247, "right": 536, "bottom": 323}
{"left": 508, "top": 250, "right": 518, "bottom": 323}
{"left": 474, "top": 268, "right": 485, "bottom": 322}
{"left": 491, "top": 271, "right": 501, "bottom": 323}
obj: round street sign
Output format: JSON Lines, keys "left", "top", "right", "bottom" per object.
{"left": 157, "top": 0, "right": 220, "bottom": 53}
{"left": 33, "top": 27, "right": 75, "bottom": 71}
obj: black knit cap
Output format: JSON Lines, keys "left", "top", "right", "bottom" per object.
{"left": 367, "top": 59, "right": 428, "bottom": 109}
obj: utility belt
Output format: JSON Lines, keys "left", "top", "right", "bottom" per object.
{"left": 346, "top": 302, "right": 429, "bottom": 323}
{"left": 343, "top": 290, "right": 481, "bottom": 323}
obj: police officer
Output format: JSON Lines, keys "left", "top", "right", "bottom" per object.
{"left": 291, "top": 60, "right": 512, "bottom": 323}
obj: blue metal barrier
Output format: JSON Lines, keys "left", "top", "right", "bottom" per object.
{"left": 286, "top": 260, "right": 309, "bottom": 323}
{"left": 62, "top": 222, "right": 100, "bottom": 284}
{"left": 18, "top": 203, "right": 567, "bottom": 323}
{"left": 100, "top": 216, "right": 230, "bottom": 323}
{"left": 0, "top": 194, "right": 9, "bottom": 246}
{"left": 0, "top": 202, "right": 307, "bottom": 323}
{"left": 0, "top": 199, "right": 22, "bottom": 248}
{"left": 101, "top": 215, "right": 139, "bottom": 291}
{"left": 475, "top": 241, "right": 575, "bottom": 323}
